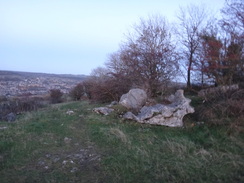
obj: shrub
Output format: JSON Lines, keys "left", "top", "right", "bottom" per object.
{"left": 89, "top": 78, "right": 119, "bottom": 103}
{"left": 195, "top": 89, "right": 244, "bottom": 126}
{"left": 83, "top": 76, "right": 131, "bottom": 103}
{"left": 0, "top": 96, "right": 47, "bottom": 121}
{"left": 0, "top": 96, "right": 8, "bottom": 102}
{"left": 49, "top": 89, "right": 63, "bottom": 103}
{"left": 70, "top": 83, "right": 85, "bottom": 101}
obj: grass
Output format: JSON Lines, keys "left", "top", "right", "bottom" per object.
{"left": 0, "top": 101, "right": 243, "bottom": 183}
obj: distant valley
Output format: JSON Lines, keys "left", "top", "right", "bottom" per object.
{"left": 0, "top": 70, "right": 87, "bottom": 96}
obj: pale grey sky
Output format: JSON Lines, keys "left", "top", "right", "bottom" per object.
{"left": 0, "top": 0, "right": 225, "bottom": 75}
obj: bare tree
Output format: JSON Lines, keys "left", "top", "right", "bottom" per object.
{"left": 220, "top": 0, "right": 244, "bottom": 40}
{"left": 176, "top": 4, "right": 211, "bottom": 88}
{"left": 90, "top": 66, "right": 110, "bottom": 79}
{"left": 220, "top": 0, "right": 244, "bottom": 84}
{"left": 107, "top": 15, "right": 178, "bottom": 96}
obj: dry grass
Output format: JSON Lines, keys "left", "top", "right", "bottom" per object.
{"left": 109, "top": 128, "right": 129, "bottom": 144}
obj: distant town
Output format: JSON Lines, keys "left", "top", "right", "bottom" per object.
{"left": 0, "top": 70, "right": 87, "bottom": 96}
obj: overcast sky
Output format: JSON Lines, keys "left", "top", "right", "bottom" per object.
{"left": 0, "top": 0, "right": 225, "bottom": 75}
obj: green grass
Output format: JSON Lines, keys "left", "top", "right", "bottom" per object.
{"left": 0, "top": 101, "right": 243, "bottom": 183}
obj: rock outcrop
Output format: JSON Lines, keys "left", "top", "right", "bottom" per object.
{"left": 93, "top": 89, "right": 194, "bottom": 127}
{"left": 123, "top": 90, "right": 194, "bottom": 127}
{"left": 119, "top": 89, "right": 147, "bottom": 111}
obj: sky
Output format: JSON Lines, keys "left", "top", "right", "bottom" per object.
{"left": 0, "top": 0, "right": 225, "bottom": 75}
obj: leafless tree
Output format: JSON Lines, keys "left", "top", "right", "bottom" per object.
{"left": 220, "top": 0, "right": 244, "bottom": 41}
{"left": 176, "top": 4, "right": 211, "bottom": 88}
{"left": 220, "top": 0, "right": 244, "bottom": 83}
{"left": 107, "top": 15, "right": 179, "bottom": 96}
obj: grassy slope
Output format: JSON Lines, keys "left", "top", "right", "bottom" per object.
{"left": 0, "top": 101, "right": 243, "bottom": 183}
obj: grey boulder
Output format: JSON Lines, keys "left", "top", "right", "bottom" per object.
{"left": 119, "top": 88, "right": 147, "bottom": 111}
{"left": 123, "top": 90, "right": 194, "bottom": 127}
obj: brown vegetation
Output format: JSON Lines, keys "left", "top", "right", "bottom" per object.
{"left": 49, "top": 89, "right": 63, "bottom": 104}
{"left": 0, "top": 96, "right": 47, "bottom": 121}
{"left": 195, "top": 89, "right": 244, "bottom": 126}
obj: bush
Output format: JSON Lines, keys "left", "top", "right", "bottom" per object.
{"left": 0, "top": 96, "right": 8, "bottom": 102}
{"left": 70, "top": 83, "right": 85, "bottom": 101}
{"left": 0, "top": 96, "right": 47, "bottom": 121}
{"left": 83, "top": 76, "right": 131, "bottom": 103}
{"left": 49, "top": 89, "right": 63, "bottom": 103}
{"left": 195, "top": 89, "right": 244, "bottom": 126}
{"left": 89, "top": 78, "right": 119, "bottom": 103}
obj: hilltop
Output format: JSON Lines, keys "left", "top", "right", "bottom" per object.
{"left": 0, "top": 70, "right": 87, "bottom": 96}
{"left": 0, "top": 101, "right": 243, "bottom": 182}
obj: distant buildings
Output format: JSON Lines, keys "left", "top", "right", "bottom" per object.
{"left": 0, "top": 71, "right": 86, "bottom": 96}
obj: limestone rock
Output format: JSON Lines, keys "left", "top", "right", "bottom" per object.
{"left": 107, "top": 101, "right": 119, "bottom": 107}
{"left": 66, "top": 110, "right": 74, "bottom": 115}
{"left": 122, "top": 111, "right": 138, "bottom": 121}
{"left": 64, "top": 137, "right": 72, "bottom": 144}
{"left": 123, "top": 90, "right": 194, "bottom": 127}
{"left": 93, "top": 107, "right": 114, "bottom": 116}
{"left": 119, "top": 88, "right": 147, "bottom": 110}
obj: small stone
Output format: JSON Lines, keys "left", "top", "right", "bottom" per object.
{"left": 70, "top": 167, "right": 78, "bottom": 173}
{"left": 64, "top": 137, "right": 72, "bottom": 144}
{"left": 38, "top": 160, "right": 45, "bottom": 166}
{"left": 0, "top": 126, "right": 7, "bottom": 130}
{"left": 107, "top": 101, "right": 118, "bottom": 107}
{"left": 66, "top": 110, "right": 74, "bottom": 115}
{"left": 45, "top": 154, "right": 51, "bottom": 158}
{"left": 74, "top": 153, "right": 83, "bottom": 159}
{"left": 53, "top": 157, "right": 60, "bottom": 163}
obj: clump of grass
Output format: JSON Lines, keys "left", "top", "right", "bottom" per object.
{"left": 109, "top": 127, "right": 129, "bottom": 144}
{"left": 110, "top": 104, "right": 128, "bottom": 116}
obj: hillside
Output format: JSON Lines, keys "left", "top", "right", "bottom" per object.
{"left": 0, "top": 70, "right": 87, "bottom": 96}
{"left": 0, "top": 101, "right": 243, "bottom": 183}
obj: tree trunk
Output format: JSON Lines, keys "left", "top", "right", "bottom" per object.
{"left": 187, "top": 54, "right": 193, "bottom": 89}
